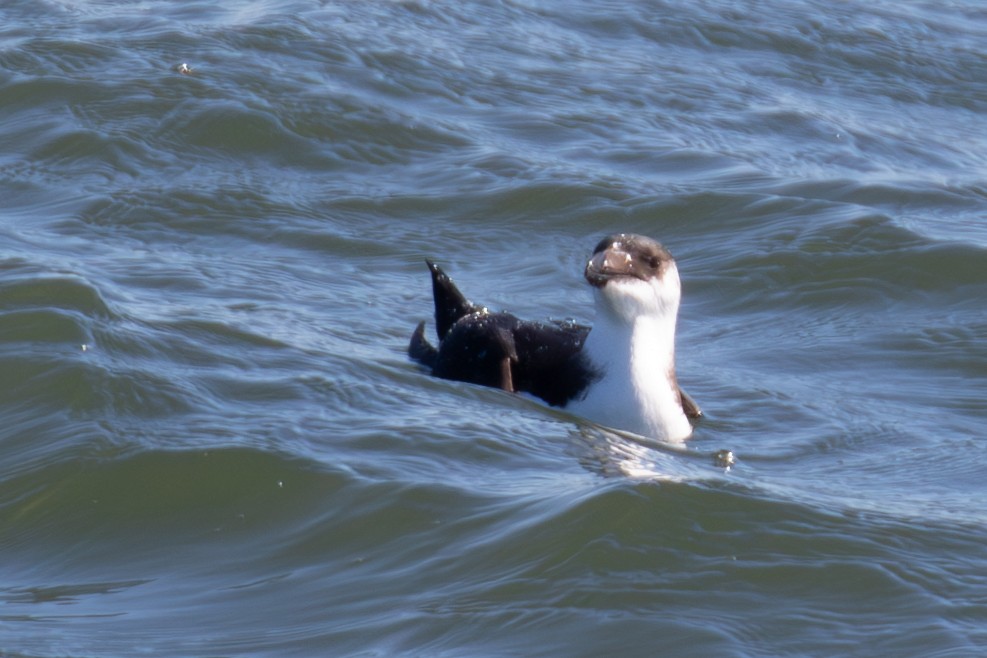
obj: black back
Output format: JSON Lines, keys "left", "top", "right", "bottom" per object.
{"left": 411, "top": 260, "right": 597, "bottom": 406}
{"left": 432, "top": 312, "right": 596, "bottom": 406}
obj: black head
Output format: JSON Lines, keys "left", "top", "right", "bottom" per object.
{"left": 585, "top": 233, "right": 674, "bottom": 288}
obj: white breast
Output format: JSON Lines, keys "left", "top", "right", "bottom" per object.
{"left": 566, "top": 268, "right": 692, "bottom": 442}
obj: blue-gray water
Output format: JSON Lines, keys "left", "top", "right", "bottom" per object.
{"left": 2, "top": 0, "right": 987, "bottom": 655}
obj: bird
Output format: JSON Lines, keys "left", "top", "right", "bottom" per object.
{"left": 409, "top": 233, "right": 701, "bottom": 442}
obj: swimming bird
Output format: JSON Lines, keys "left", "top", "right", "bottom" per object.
{"left": 409, "top": 233, "right": 701, "bottom": 442}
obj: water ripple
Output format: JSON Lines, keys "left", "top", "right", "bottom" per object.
{"left": 3, "top": 0, "right": 987, "bottom": 655}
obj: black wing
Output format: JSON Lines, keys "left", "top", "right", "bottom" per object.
{"left": 431, "top": 312, "right": 520, "bottom": 392}
{"left": 431, "top": 311, "right": 595, "bottom": 406}
{"left": 511, "top": 320, "right": 595, "bottom": 406}
{"left": 678, "top": 387, "right": 703, "bottom": 419}
{"left": 410, "top": 261, "right": 597, "bottom": 406}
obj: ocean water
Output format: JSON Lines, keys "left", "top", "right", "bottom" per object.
{"left": 2, "top": 0, "right": 987, "bottom": 655}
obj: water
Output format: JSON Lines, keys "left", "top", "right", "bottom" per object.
{"left": 2, "top": 0, "right": 987, "bottom": 655}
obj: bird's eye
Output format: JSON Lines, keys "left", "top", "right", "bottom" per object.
{"left": 648, "top": 256, "right": 660, "bottom": 269}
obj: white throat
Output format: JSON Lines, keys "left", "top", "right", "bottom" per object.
{"left": 567, "top": 268, "right": 692, "bottom": 442}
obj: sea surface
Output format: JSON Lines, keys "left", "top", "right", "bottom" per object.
{"left": 2, "top": 0, "right": 987, "bottom": 656}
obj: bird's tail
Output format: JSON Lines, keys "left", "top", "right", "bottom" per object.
{"left": 408, "top": 321, "right": 438, "bottom": 368}
{"left": 426, "top": 260, "right": 479, "bottom": 340}
{"left": 410, "top": 260, "right": 479, "bottom": 369}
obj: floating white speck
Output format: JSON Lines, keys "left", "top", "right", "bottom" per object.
{"left": 714, "top": 449, "right": 736, "bottom": 471}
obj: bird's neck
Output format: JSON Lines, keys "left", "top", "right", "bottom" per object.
{"left": 588, "top": 311, "right": 677, "bottom": 388}
{"left": 582, "top": 308, "right": 691, "bottom": 441}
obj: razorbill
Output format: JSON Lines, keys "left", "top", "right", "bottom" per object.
{"left": 409, "top": 233, "right": 701, "bottom": 442}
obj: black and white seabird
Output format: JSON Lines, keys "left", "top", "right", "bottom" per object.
{"left": 409, "top": 233, "right": 701, "bottom": 442}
